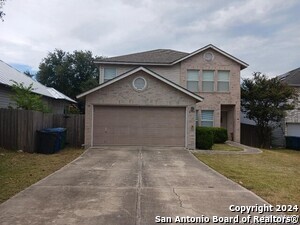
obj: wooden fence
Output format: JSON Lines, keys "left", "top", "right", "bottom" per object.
{"left": 240, "top": 123, "right": 270, "bottom": 148}
{"left": 0, "top": 108, "right": 84, "bottom": 152}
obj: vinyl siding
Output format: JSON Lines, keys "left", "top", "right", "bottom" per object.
{"left": 0, "top": 86, "right": 14, "bottom": 108}
{"left": 99, "top": 64, "right": 181, "bottom": 84}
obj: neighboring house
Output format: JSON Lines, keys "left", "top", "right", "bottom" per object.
{"left": 241, "top": 67, "right": 300, "bottom": 147}
{"left": 77, "top": 44, "right": 248, "bottom": 149}
{"left": 0, "top": 60, "right": 76, "bottom": 114}
{"left": 279, "top": 68, "right": 300, "bottom": 138}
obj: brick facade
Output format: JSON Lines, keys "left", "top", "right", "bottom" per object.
{"left": 85, "top": 71, "right": 198, "bottom": 149}
{"left": 99, "top": 49, "right": 242, "bottom": 142}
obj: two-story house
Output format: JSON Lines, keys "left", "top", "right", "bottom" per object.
{"left": 77, "top": 44, "right": 248, "bottom": 149}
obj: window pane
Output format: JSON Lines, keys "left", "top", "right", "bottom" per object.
{"left": 201, "top": 110, "right": 214, "bottom": 127}
{"left": 218, "top": 82, "right": 229, "bottom": 92}
{"left": 202, "top": 81, "right": 214, "bottom": 92}
{"left": 201, "top": 121, "right": 213, "bottom": 127}
{"left": 203, "top": 70, "right": 214, "bottom": 81}
{"left": 187, "top": 70, "right": 199, "bottom": 81}
{"left": 218, "top": 71, "right": 229, "bottom": 81}
{"left": 187, "top": 81, "right": 199, "bottom": 92}
{"left": 104, "top": 68, "right": 116, "bottom": 80}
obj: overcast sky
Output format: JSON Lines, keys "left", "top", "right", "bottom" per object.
{"left": 0, "top": 0, "right": 299, "bottom": 79}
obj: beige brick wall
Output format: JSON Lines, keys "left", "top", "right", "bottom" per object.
{"left": 85, "top": 71, "right": 197, "bottom": 149}
{"left": 180, "top": 49, "right": 241, "bottom": 142}
{"left": 96, "top": 48, "right": 243, "bottom": 143}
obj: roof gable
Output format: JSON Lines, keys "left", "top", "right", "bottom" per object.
{"left": 95, "top": 44, "right": 248, "bottom": 69}
{"left": 77, "top": 67, "right": 203, "bottom": 101}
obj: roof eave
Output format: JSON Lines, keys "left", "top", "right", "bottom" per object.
{"left": 94, "top": 60, "right": 171, "bottom": 66}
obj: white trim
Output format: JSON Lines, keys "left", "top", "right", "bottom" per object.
{"left": 203, "top": 51, "right": 214, "bottom": 62}
{"left": 77, "top": 67, "right": 203, "bottom": 101}
{"left": 132, "top": 76, "right": 147, "bottom": 91}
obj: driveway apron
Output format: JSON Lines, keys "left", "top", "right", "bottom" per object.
{"left": 0, "top": 147, "right": 275, "bottom": 225}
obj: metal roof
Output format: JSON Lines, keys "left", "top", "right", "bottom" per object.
{"left": 0, "top": 60, "right": 76, "bottom": 103}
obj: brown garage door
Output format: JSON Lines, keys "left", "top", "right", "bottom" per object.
{"left": 93, "top": 106, "right": 186, "bottom": 146}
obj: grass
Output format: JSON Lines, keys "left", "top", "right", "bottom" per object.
{"left": 0, "top": 147, "right": 84, "bottom": 204}
{"left": 212, "top": 143, "right": 243, "bottom": 151}
{"left": 194, "top": 149, "right": 300, "bottom": 211}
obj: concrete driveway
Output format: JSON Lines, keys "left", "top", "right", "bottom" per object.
{"left": 0, "top": 147, "right": 274, "bottom": 225}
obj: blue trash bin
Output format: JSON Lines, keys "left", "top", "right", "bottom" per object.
{"left": 37, "top": 128, "right": 67, "bottom": 154}
{"left": 285, "top": 136, "right": 300, "bottom": 150}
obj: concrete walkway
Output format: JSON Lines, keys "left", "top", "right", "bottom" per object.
{"left": 193, "top": 141, "right": 262, "bottom": 154}
{"left": 0, "top": 147, "right": 275, "bottom": 225}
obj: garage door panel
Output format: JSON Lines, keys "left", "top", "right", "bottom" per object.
{"left": 93, "top": 106, "right": 185, "bottom": 146}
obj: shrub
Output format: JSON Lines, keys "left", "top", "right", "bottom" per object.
{"left": 212, "top": 127, "right": 228, "bottom": 143}
{"left": 196, "top": 127, "right": 228, "bottom": 149}
{"left": 196, "top": 127, "right": 213, "bottom": 150}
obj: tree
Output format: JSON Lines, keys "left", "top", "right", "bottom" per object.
{"left": 241, "top": 72, "right": 296, "bottom": 148}
{"left": 10, "top": 81, "right": 49, "bottom": 112}
{"left": 0, "top": 0, "right": 6, "bottom": 22}
{"left": 36, "top": 49, "right": 99, "bottom": 100}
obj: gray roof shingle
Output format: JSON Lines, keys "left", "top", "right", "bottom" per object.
{"left": 98, "top": 49, "right": 189, "bottom": 64}
{"left": 95, "top": 44, "right": 248, "bottom": 69}
{"left": 278, "top": 67, "right": 300, "bottom": 86}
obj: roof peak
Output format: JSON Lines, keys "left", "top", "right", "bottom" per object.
{"left": 95, "top": 44, "right": 248, "bottom": 69}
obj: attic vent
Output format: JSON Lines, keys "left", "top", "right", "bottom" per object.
{"left": 204, "top": 52, "right": 214, "bottom": 62}
{"left": 133, "top": 77, "right": 147, "bottom": 91}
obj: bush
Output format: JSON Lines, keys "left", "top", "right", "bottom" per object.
{"left": 196, "top": 127, "right": 228, "bottom": 149}
{"left": 196, "top": 127, "right": 213, "bottom": 150}
{"left": 212, "top": 127, "right": 228, "bottom": 143}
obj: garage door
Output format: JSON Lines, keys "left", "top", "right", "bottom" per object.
{"left": 93, "top": 106, "right": 186, "bottom": 146}
{"left": 287, "top": 123, "right": 300, "bottom": 137}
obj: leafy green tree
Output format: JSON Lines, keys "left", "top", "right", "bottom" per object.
{"left": 241, "top": 72, "right": 296, "bottom": 148}
{"left": 36, "top": 49, "right": 100, "bottom": 100}
{"left": 10, "top": 81, "right": 49, "bottom": 112}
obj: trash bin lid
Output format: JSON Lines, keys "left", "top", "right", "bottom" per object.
{"left": 42, "top": 127, "right": 66, "bottom": 132}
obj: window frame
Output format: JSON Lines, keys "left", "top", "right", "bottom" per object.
{"left": 201, "top": 110, "right": 214, "bottom": 127}
{"left": 217, "top": 70, "right": 230, "bottom": 92}
{"left": 202, "top": 70, "right": 215, "bottom": 92}
{"left": 104, "top": 67, "right": 117, "bottom": 82}
{"left": 187, "top": 70, "right": 199, "bottom": 92}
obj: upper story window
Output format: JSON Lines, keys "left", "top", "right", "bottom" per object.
{"left": 104, "top": 68, "right": 116, "bottom": 82}
{"left": 201, "top": 110, "right": 214, "bottom": 127}
{"left": 202, "top": 70, "right": 214, "bottom": 92}
{"left": 217, "top": 71, "right": 230, "bottom": 92}
{"left": 187, "top": 70, "right": 199, "bottom": 92}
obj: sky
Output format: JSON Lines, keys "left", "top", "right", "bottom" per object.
{"left": 0, "top": 0, "right": 299, "bottom": 79}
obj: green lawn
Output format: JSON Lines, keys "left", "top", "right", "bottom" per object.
{"left": 194, "top": 149, "right": 300, "bottom": 210}
{"left": 212, "top": 143, "right": 243, "bottom": 151}
{"left": 0, "top": 147, "right": 84, "bottom": 203}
